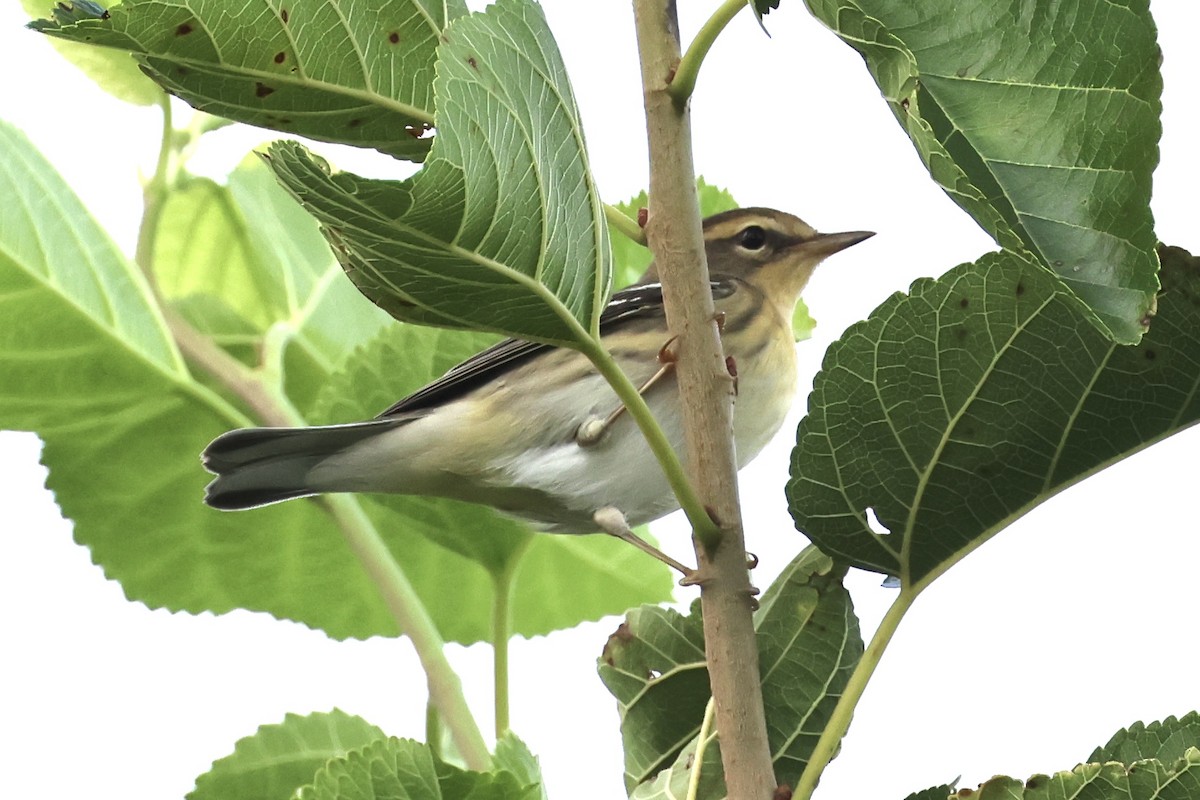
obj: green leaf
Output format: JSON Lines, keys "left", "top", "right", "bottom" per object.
{"left": 788, "top": 245, "right": 1200, "bottom": 587}
{"left": 0, "top": 122, "right": 658, "bottom": 644}
{"left": 491, "top": 734, "right": 545, "bottom": 799}
{"left": 804, "top": 0, "right": 1161, "bottom": 343}
{"left": 608, "top": 178, "right": 739, "bottom": 289}
{"left": 903, "top": 786, "right": 954, "bottom": 800}
{"left": 629, "top": 736, "right": 723, "bottom": 800}
{"left": 267, "top": 0, "right": 608, "bottom": 344}
{"left": 599, "top": 545, "right": 862, "bottom": 794}
{"left": 0, "top": 120, "right": 416, "bottom": 641}
{"left": 1090, "top": 713, "right": 1200, "bottom": 766}
{"left": 946, "top": 753, "right": 1200, "bottom": 800}
{"left": 223, "top": 156, "right": 395, "bottom": 406}
{"left": 155, "top": 176, "right": 284, "bottom": 334}
{"left": 30, "top": 0, "right": 467, "bottom": 159}
{"left": 598, "top": 603, "right": 709, "bottom": 790}
{"left": 297, "top": 737, "right": 543, "bottom": 800}
{"left": 313, "top": 324, "right": 674, "bottom": 642}
{"left": 189, "top": 710, "right": 385, "bottom": 800}
{"left": 19, "top": 0, "right": 161, "bottom": 105}
{"left": 153, "top": 156, "right": 395, "bottom": 406}
{"left": 751, "top": 0, "right": 781, "bottom": 23}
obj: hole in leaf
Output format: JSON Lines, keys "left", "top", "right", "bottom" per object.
{"left": 404, "top": 123, "right": 435, "bottom": 140}
{"left": 864, "top": 507, "right": 890, "bottom": 535}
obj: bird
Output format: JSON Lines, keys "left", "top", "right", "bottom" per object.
{"left": 201, "top": 208, "right": 873, "bottom": 574}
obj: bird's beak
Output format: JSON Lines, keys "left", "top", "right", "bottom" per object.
{"left": 804, "top": 230, "right": 875, "bottom": 257}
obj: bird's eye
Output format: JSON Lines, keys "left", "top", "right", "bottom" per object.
{"left": 737, "top": 225, "right": 767, "bottom": 251}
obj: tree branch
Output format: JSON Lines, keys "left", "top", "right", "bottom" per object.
{"left": 632, "top": 1, "right": 776, "bottom": 796}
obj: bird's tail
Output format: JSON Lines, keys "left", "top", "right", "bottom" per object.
{"left": 201, "top": 420, "right": 402, "bottom": 510}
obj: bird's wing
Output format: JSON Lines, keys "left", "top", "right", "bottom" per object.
{"left": 377, "top": 279, "right": 737, "bottom": 418}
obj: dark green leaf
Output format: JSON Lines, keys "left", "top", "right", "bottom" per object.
{"left": 946, "top": 754, "right": 1200, "bottom": 799}
{"left": 903, "top": 786, "right": 954, "bottom": 800}
{"left": 751, "top": 0, "right": 781, "bottom": 23}
{"left": 268, "top": 0, "right": 608, "bottom": 344}
{"left": 189, "top": 710, "right": 385, "bottom": 800}
{"left": 1090, "top": 712, "right": 1200, "bottom": 767}
{"left": 789, "top": 245, "right": 1200, "bottom": 586}
{"left": 804, "top": 0, "right": 1161, "bottom": 342}
{"left": 599, "top": 546, "right": 862, "bottom": 794}
{"left": 30, "top": 0, "right": 466, "bottom": 159}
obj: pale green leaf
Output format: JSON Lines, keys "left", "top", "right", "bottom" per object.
{"left": 30, "top": 0, "right": 467, "bottom": 159}
{"left": 154, "top": 156, "right": 395, "bottom": 408}
{"left": 189, "top": 710, "right": 386, "bottom": 800}
{"left": 789, "top": 245, "right": 1200, "bottom": 586}
{"left": 804, "top": 0, "right": 1161, "bottom": 343}
{"left": 20, "top": 0, "right": 162, "bottom": 105}
{"left": 297, "top": 737, "right": 542, "bottom": 800}
{"left": 0, "top": 119, "right": 601, "bottom": 643}
{"left": 267, "top": 0, "right": 609, "bottom": 344}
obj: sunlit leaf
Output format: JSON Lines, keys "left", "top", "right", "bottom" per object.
{"left": 268, "top": 0, "right": 608, "bottom": 344}
{"left": 30, "top": 0, "right": 466, "bottom": 158}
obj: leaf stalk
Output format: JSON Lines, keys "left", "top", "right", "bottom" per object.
{"left": 793, "top": 586, "right": 918, "bottom": 800}
{"left": 668, "top": 0, "right": 748, "bottom": 105}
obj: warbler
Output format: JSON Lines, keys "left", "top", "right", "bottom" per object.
{"left": 202, "top": 208, "right": 871, "bottom": 571}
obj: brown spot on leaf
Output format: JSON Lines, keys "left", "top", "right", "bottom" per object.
{"left": 959, "top": 297, "right": 969, "bottom": 309}
{"left": 900, "top": 97, "right": 910, "bottom": 112}
{"left": 176, "top": 22, "right": 193, "bottom": 35}
{"left": 388, "top": 31, "right": 400, "bottom": 44}
{"left": 1016, "top": 282, "right": 1026, "bottom": 296}
{"left": 467, "top": 55, "right": 478, "bottom": 70}
{"left": 347, "top": 118, "right": 364, "bottom": 128}
{"left": 1144, "top": 349, "right": 1157, "bottom": 361}
{"left": 280, "top": 7, "right": 288, "bottom": 22}
{"left": 255, "top": 82, "right": 275, "bottom": 98}
{"left": 273, "top": 51, "right": 286, "bottom": 64}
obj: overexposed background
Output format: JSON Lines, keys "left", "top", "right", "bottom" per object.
{"left": 2, "top": 1, "right": 1198, "bottom": 798}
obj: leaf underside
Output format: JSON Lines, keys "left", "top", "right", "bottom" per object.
{"left": 789, "top": 245, "right": 1199, "bottom": 587}
{"left": 804, "top": 0, "right": 1162, "bottom": 343}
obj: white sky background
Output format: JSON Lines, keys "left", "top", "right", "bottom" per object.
{"left": 2, "top": 1, "right": 1198, "bottom": 798}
